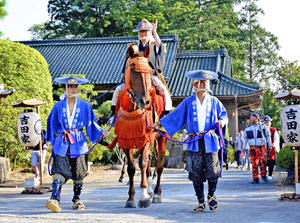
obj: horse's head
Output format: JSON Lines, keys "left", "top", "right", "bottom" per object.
{"left": 126, "top": 45, "right": 152, "bottom": 110}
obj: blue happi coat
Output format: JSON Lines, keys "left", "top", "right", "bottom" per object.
{"left": 47, "top": 97, "right": 103, "bottom": 157}
{"left": 160, "top": 94, "right": 228, "bottom": 153}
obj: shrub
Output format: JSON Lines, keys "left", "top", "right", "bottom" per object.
{"left": 97, "top": 100, "right": 112, "bottom": 118}
{"left": 0, "top": 40, "right": 53, "bottom": 168}
{"left": 276, "top": 146, "right": 300, "bottom": 170}
{"left": 227, "top": 144, "right": 235, "bottom": 163}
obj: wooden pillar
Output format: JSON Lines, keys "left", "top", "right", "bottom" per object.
{"left": 234, "top": 95, "right": 238, "bottom": 136}
{"left": 295, "top": 149, "right": 298, "bottom": 184}
{"left": 35, "top": 106, "right": 43, "bottom": 186}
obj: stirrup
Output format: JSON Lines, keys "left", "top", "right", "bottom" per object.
{"left": 72, "top": 199, "right": 85, "bottom": 210}
{"left": 46, "top": 199, "right": 61, "bottom": 213}
{"left": 207, "top": 195, "right": 218, "bottom": 211}
{"left": 193, "top": 202, "right": 206, "bottom": 213}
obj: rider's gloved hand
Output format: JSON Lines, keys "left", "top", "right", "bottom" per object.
{"left": 108, "top": 115, "right": 115, "bottom": 125}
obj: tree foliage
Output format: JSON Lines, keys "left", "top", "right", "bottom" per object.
{"left": 277, "top": 146, "right": 299, "bottom": 170}
{"left": 0, "top": 40, "right": 53, "bottom": 168}
{"left": 238, "top": 0, "right": 280, "bottom": 86}
{"left": 31, "top": 0, "right": 248, "bottom": 79}
{"left": 260, "top": 89, "right": 283, "bottom": 129}
{"left": 197, "top": 0, "right": 246, "bottom": 78}
{"left": 0, "top": 0, "right": 7, "bottom": 36}
{"left": 28, "top": 23, "right": 56, "bottom": 41}
{"left": 275, "top": 59, "right": 300, "bottom": 91}
{"left": 30, "top": 0, "right": 282, "bottom": 84}
{"left": 0, "top": 0, "right": 5, "bottom": 19}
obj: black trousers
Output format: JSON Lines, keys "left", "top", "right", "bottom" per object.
{"left": 267, "top": 160, "right": 276, "bottom": 176}
{"left": 235, "top": 150, "right": 241, "bottom": 166}
{"left": 186, "top": 138, "right": 219, "bottom": 201}
{"left": 51, "top": 154, "right": 88, "bottom": 182}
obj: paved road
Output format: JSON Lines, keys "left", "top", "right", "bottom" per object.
{"left": 0, "top": 168, "right": 299, "bottom": 223}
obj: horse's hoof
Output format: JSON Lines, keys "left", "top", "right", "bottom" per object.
{"left": 118, "top": 178, "right": 126, "bottom": 183}
{"left": 138, "top": 199, "right": 151, "bottom": 208}
{"left": 125, "top": 201, "right": 136, "bottom": 208}
{"left": 152, "top": 195, "right": 162, "bottom": 204}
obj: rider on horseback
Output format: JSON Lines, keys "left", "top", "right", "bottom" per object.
{"left": 110, "top": 19, "right": 172, "bottom": 123}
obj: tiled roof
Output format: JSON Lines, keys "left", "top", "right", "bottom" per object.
{"left": 20, "top": 36, "right": 259, "bottom": 97}
{"left": 169, "top": 50, "right": 259, "bottom": 97}
{"left": 212, "top": 72, "right": 260, "bottom": 96}
{"left": 19, "top": 34, "right": 179, "bottom": 85}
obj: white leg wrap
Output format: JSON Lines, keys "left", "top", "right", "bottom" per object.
{"left": 162, "top": 86, "right": 172, "bottom": 111}
{"left": 151, "top": 75, "right": 172, "bottom": 111}
{"left": 140, "top": 188, "right": 150, "bottom": 201}
{"left": 147, "top": 177, "right": 153, "bottom": 195}
{"left": 153, "top": 194, "right": 160, "bottom": 199}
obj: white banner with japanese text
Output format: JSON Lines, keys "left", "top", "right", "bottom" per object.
{"left": 281, "top": 105, "right": 300, "bottom": 147}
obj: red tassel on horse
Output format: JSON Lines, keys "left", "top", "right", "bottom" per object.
{"left": 114, "top": 109, "right": 153, "bottom": 149}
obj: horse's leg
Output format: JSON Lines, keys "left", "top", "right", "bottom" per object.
{"left": 138, "top": 143, "right": 151, "bottom": 208}
{"left": 146, "top": 147, "right": 153, "bottom": 197}
{"left": 119, "top": 156, "right": 127, "bottom": 183}
{"left": 124, "top": 149, "right": 136, "bottom": 208}
{"left": 153, "top": 134, "right": 166, "bottom": 204}
{"left": 152, "top": 140, "right": 158, "bottom": 182}
{"left": 152, "top": 167, "right": 157, "bottom": 180}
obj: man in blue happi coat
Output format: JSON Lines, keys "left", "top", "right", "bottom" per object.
{"left": 150, "top": 70, "right": 228, "bottom": 213}
{"left": 45, "top": 76, "right": 109, "bottom": 213}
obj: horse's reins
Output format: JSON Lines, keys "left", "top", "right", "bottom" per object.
{"left": 147, "top": 119, "right": 225, "bottom": 176}
{"left": 91, "top": 83, "right": 123, "bottom": 102}
{"left": 47, "top": 114, "right": 121, "bottom": 176}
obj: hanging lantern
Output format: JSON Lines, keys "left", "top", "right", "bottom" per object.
{"left": 17, "top": 110, "right": 42, "bottom": 147}
{"left": 280, "top": 105, "right": 300, "bottom": 147}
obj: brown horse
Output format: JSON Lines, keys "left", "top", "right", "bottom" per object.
{"left": 114, "top": 45, "right": 167, "bottom": 208}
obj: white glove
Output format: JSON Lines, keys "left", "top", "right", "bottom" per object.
{"left": 108, "top": 116, "right": 115, "bottom": 125}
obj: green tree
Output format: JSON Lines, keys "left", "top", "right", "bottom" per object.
{"left": 260, "top": 89, "right": 283, "bottom": 129}
{"left": 43, "top": 0, "right": 129, "bottom": 39}
{"left": 238, "top": 0, "right": 280, "bottom": 85}
{"left": 0, "top": 40, "right": 53, "bottom": 168}
{"left": 37, "top": 0, "right": 170, "bottom": 39}
{"left": 0, "top": 0, "right": 5, "bottom": 19}
{"left": 28, "top": 23, "right": 56, "bottom": 40}
{"left": 0, "top": 0, "right": 7, "bottom": 36}
{"left": 196, "top": 0, "right": 246, "bottom": 78}
{"left": 275, "top": 59, "right": 300, "bottom": 91}
{"left": 97, "top": 100, "right": 112, "bottom": 118}
{"left": 33, "top": 0, "right": 247, "bottom": 78}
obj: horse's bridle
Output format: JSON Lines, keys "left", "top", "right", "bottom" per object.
{"left": 125, "top": 56, "right": 152, "bottom": 109}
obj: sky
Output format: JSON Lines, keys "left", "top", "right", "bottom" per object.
{"left": 0, "top": 0, "right": 299, "bottom": 63}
